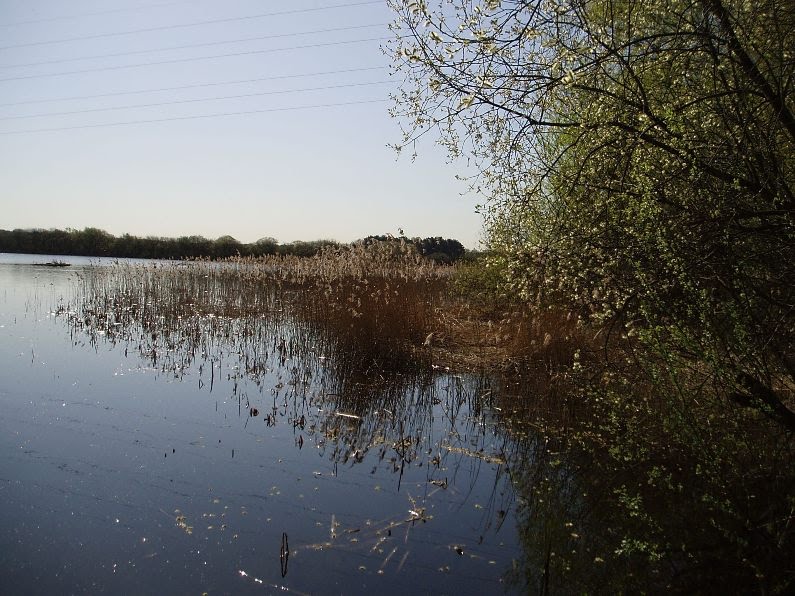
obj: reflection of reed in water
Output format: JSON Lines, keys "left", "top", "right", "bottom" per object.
{"left": 60, "top": 258, "right": 499, "bottom": 456}
{"left": 57, "top": 258, "right": 528, "bottom": 588}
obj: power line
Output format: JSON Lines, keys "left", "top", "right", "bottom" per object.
{"left": 0, "top": 23, "right": 388, "bottom": 70}
{"left": 0, "top": 37, "right": 388, "bottom": 83}
{"left": 0, "top": 98, "right": 390, "bottom": 135}
{"left": 0, "top": 1, "right": 197, "bottom": 28}
{"left": 0, "top": 80, "right": 393, "bottom": 121}
{"left": 0, "top": 1, "right": 385, "bottom": 51}
{"left": 0, "top": 66, "right": 386, "bottom": 107}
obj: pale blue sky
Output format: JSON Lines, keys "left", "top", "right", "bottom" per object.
{"left": 0, "top": 0, "right": 483, "bottom": 247}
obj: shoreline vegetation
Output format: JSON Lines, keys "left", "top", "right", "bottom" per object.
{"left": 58, "top": 238, "right": 520, "bottom": 374}
{"left": 68, "top": 239, "right": 795, "bottom": 592}
{"left": 382, "top": 0, "right": 795, "bottom": 589}
{"left": 3, "top": 230, "right": 556, "bottom": 375}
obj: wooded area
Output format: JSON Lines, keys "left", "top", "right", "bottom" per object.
{"left": 0, "top": 227, "right": 466, "bottom": 262}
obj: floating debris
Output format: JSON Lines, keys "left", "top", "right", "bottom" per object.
{"left": 441, "top": 443, "right": 506, "bottom": 465}
{"left": 175, "top": 513, "right": 193, "bottom": 535}
{"left": 334, "top": 412, "right": 362, "bottom": 420}
{"left": 33, "top": 260, "right": 70, "bottom": 267}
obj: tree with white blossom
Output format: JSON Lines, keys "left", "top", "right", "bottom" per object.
{"left": 388, "top": 0, "right": 795, "bottom": 429}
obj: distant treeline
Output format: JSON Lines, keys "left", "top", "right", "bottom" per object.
{"left": 0, "top": 228, "right": 467, "bottom": 262}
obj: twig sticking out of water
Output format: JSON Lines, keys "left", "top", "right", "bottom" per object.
{"left": 280, "top": 532, "right": 289, "bottom": 578}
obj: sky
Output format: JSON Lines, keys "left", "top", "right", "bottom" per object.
{"left": 0, "top": 0, "right": 484, "bottom": 248}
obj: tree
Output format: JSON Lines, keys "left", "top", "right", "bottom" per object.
{"left": 75, "top": 227, "right": 114, "bottom": 256}
{"left": 252, "top": 237, "right": 279, "bottom": 256}
{"left": 388, "top": 0, "right": 795, "bottom": 429}
{"left": 175, "top": 235, "right": 212, "bottom": 258}
{"left": 211, "top": 235, "right": 242, "bottom": 258}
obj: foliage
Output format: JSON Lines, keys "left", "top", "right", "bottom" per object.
{"left": 388, "top": 0, "right": 795, "bottom": 428}
{"left": 0, "top": 228, "right": 467, "bottom": 263}
{"left": 389, "top": 0, "right": 795, "bottom": 591}
{"left": 451, "top": 250, "right": 508, "bottom": 311}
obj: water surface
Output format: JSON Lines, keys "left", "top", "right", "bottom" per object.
{"left": 0, "top": 254, "right": 526, "bottom": 594}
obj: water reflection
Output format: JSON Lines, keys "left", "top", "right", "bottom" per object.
{"left": 0, "top": 260, "right": 526, "bottom": 594}
{"left": 8, "top": 257, "right": 789, "bottom": 594}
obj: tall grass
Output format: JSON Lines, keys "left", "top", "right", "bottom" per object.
{"left": 67, "top": 240, "right": 451, "bottom": 372}
{"left": 271, "top": 240, "right": 449, "bottom": 370}
{"left": 60, "top": 246, "right": 517, "bottom": 507}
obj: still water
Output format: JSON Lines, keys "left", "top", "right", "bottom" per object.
{"left": 0, "top": 255, "right": 526, "bottom": 594}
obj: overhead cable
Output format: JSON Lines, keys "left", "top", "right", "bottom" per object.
{"left": 0, "top": 1, "right": 197, "bottom": 27}
{"left": 0, "top": 80, "right": 393, "bottom": 121}
{"left": 0, "top": 66, "right": 384, "bottom": 108}
{"left": 0, "top": 1, "right": 385, "bottom": 51}
{"left": 0, "top": 23, "right": 387, "bottom": 70}
{"left": 0, "top": 66, "right": 385, "bottom": 107}
{"left": 0, "top": 98, "right": 390, "bottom": 135}
{"left": 0, "top": 37, "right": 388, "bottom": 83}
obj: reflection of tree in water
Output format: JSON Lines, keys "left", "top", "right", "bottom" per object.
{"left": 499, "top": 377, "right": 795, "bottom": 594}
{"left": 501, "top": 423, "right": 648, "bottom": 594}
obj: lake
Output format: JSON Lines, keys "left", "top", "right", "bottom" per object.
{"left": 0, "top": 254, "right": 529, "bottom": 594}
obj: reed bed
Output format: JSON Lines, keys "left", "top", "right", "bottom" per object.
{"left": 65, "top": 240, "right": 596, "bottom": 380}
{"left": 59, "top": 248, "right": 519, "bottom": 510}
{"left": 62, "top": 241, "right": 453, "bottom": 375}
{"left": 268, "top": 241, "right": 450, "bottom": 370}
